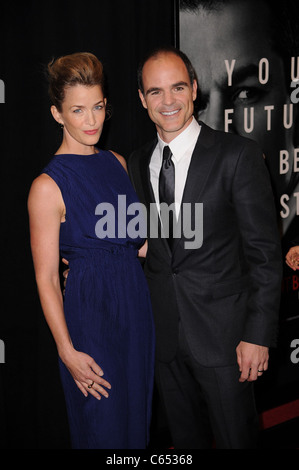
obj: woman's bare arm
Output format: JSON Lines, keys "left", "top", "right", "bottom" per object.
{"left": 28, "top": 174, "right": 111, "bottom": 399}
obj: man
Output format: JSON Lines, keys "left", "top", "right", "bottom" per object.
{"left": 128, "top": 46, "right": 282, "bottom": 449}
{"left": 179, "top": 0, "right": 299, "bottom": 239}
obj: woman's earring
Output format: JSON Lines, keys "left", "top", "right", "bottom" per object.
{"left": 60, "top": 123, "right": 64, "bottom": 129}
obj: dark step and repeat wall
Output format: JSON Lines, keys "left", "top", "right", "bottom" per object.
{"left": 0, "top": 0, "right": 298, "bottom": 449}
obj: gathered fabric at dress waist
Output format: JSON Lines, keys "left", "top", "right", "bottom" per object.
{"left": 61, "top": 241, "right": 140, "bottom": 268}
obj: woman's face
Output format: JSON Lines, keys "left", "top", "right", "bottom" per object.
{"left": 52, "top": 84, "right": 107, "bottom": 154}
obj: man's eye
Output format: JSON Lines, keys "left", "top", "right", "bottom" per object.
{"left": 232, "top": 87, "right": 264, "bottom": 104}
{"left": 236, "top": 89, "right": 251, "bottom": 101}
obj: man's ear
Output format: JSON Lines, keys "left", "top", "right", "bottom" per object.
{"left": 192, "top": 79, "right": 198, "bottom": 102}
{"left": 138, "top": 89, "right": 148, "bottom": 109}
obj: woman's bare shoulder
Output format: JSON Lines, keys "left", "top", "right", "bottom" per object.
{"left": 109, "top": 150, "right": 128, "bottom": 172}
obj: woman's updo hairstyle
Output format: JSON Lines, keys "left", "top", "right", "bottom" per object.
{"left": 47, "top": 52, "right": 106, "bottom": 112}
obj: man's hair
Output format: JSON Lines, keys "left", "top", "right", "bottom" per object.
{"left": 179, "top": 0, "right": 299, "bottom": 74}
{"left": 137, "top": 45, "right": 198, "bottom": 94}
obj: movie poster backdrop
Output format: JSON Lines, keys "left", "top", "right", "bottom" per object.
{"left": 179, "top": 0, "right": 299, "bottom": 392}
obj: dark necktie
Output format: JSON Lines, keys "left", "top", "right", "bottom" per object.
{"left": 159, "top": 145, "right": 175, "bottom": 246}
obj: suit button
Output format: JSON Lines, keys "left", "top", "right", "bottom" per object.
{"left": 172, "top": 269, "right": 179, "bottom": 276}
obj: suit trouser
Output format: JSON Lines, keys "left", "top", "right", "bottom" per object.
{"left": 155, "top": 323, "right": 259, "bottom": 449}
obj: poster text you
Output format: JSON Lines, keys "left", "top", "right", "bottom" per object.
{"left": 224, "top": 57, "right": 299, "bottom": 133}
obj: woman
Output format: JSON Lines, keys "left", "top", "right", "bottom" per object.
{"left": 28, "top": 52, "right": 155, "bottom": 449}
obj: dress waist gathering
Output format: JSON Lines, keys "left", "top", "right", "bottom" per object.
{"left": 61, "top": 242, "right": 141, "bottom": 267}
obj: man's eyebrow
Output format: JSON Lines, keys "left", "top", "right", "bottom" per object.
{"left": 228, "top": 64, "right": 260, "bottom": 86}
{"left": 173, "top": 81, "right": 190, "bottom": 88}
{"left": 145, "top": 87, "right": 161, "bottom": 96}
{"left": 199, "top": 64, "right": 261, "bottom": 99}
{"left": 198, "top": 64, "right": 262, "bottom": 107}
{"left": 145, "top": 81, "right": 191, "bottom": 96}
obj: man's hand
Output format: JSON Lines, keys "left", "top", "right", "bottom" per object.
{"left": 236, "top": 341, "right": 269, "bottom": 382}
{"left": 285, "top": 246, "right": 299, "bottom": 271}
{"left": 138, "top": 240, "right": 148, "bottom": 258}
{"left": 62, "top": 258, "right": 69, "bottom": 293}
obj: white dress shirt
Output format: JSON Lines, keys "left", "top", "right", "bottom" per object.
{"left": 149, "top": 117, "right": 201, "bottom": 217}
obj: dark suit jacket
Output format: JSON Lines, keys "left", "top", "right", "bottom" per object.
{"left": 128, "top": 122, "right": 282, "bottom": 366}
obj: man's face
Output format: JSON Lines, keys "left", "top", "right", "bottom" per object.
{"left": 139, "top": 52, "right": 197, "bottom": 143}
{"left": 180, "top": 0, "right": 295, "bottom": 195}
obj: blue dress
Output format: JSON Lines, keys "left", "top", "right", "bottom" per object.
{"left": 42, "top": 150, "right": 155, "bottom": 449}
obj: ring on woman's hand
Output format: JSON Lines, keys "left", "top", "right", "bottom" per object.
{"left": 88, "top": 381, "right": 94, "bottom": 389}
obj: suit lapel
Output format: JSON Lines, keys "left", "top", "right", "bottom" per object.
{"left": 181, "top": 121, "right": 218, "bottom": 204}
{"left": 171, "top": 122, "right": 219, "bottom": 253}
{"left": 139, "top": 139, "right": 157, "bottom": 207}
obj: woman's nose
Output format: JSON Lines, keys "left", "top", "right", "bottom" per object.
{"left": 86, "top": 110, "right": 96, "bottom": 126}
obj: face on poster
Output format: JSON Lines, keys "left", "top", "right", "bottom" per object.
{"left": 179, "top": 0, "right": 299, "bottom": 321}
{"left": 179, "top": 0, "right": 299, "bottom": 237}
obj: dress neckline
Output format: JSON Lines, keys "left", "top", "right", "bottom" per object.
{"left": 54, "top": 150, "right": 101, "bottom": 157}
{"left": 54, "top": 145, "right": 102, "bottom": 157}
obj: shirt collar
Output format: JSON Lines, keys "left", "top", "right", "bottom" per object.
{"left": 157, "top": 117, "right": 201, "bottom": 162}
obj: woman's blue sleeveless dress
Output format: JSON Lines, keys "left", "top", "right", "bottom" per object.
{"left": 42, "top": 150, "right": 155, "bottom": 449}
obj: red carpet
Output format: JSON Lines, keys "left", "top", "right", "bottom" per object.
{"left": 259, "top": 399, "right": 299, "bottom": 448}
{"left": 260, "top": 399, "right": 299, "bottom": 429}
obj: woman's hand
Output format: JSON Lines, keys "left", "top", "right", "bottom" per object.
{"left": 61, "top": 348, "right": 112, "bottom": 400}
